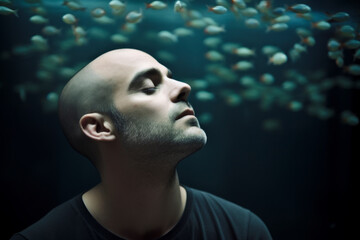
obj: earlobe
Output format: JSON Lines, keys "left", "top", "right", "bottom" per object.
{"left": 79, "top": 113, "right": 116, "bottom": 141}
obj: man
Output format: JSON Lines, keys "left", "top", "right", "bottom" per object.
{"left": 11, "top": 49, "right": 272, "bottom": 240}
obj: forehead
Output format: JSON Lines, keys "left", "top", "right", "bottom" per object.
{"left": 92, "top": 49, "right": 168, "bottom": 86}
{"left": 93, "top": 50, "right": 169, "bottom": 98}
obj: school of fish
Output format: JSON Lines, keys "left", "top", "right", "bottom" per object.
{"left": 0, "top": 0, "right": 359, "bottom": 129}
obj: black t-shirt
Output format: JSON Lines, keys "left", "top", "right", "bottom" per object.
{"left": 11, "top": 186, "right": 272, "bottom": 240}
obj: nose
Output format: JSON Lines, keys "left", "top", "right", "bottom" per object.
{"left": 169, "top": 79, "right": 191, "bottom": 103}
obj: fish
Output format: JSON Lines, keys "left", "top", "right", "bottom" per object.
{"left": 173, "top": 27, "right": 193, "bottom": 37}
{"left": 268, "top": 52, "right": 287, "bottom": 65}
{"left": 205, "top": 50, "right": 224, "bottom": 61}
{"left": 343, "top": 39, "right": 360, "bottom": 49}
{"left": 174, "top": 1, "right": 186, "bottom": 13}
{"left": 301, "top": 36, "right": 316, "bottom": 47}
{"left": 286, "top": 4, "right": 311, "bottom": 14}
{"left": 0, "top": 6, "right": 18, "bottom": 17}
{"left": 125, "top": 9, "right": 143, "bottom": 23}
{"left": 196, "top": 90, "right": 215, "bottom": 101}
{"left": 146, "top": 1, "right": 167, "bottom": 10}
{"left": 240, "top": 7, "right": 258, "bottom": 17}
{"left": 232, "top": 47, "right": 256, "bottom": 57}
{"left": 272, "top": 15, "right": 291, "bottom": 24}
{"left": 327, "top": 39, "right": 341, "bottom": 51}
{"left": 110, "top": 33, "right": 129, "bottom": 43}
{"left": 62, "top": 13, "right": 77, "bottom": 25}
{"left": 109, "top": 0, "right": 126, "bottom": 11}
{"left": 231, "top": 0, "right": 246, "bottom": 9}
{"left": 91, "top": 8, "right": 106, "bottom": 18}
{"left": 311, "top": 21, "right": 331, "bottom": 30}
{"left": 158, "top": 31, "right": 178, "bottom": 43}
{"left": 266, "top": 23, "right": 288, "bottom": 32}
{"left": 62, "top": 1, "right": 86, "bottom": 11}
{"left": 208, "top": 5, "right": 228, "bottom": 14}
{"left": 344, "top": 64, "right": 360, "bottom": 76}
{"left": 232, "top": 61, "right": 254, "bottom": 71}
{"left": 42, "top": 25, "right": 62, "bottom": 36}
{"left": 204, "top": 25, "right": 225, "bottom": 35}
{"left": 260, "top": 73, "right": 275, "bottom": 84}
{"left": 341, "top": 111, "right": 359, "bottom": 126}
{"left": 326, "top": 11, "right": 350, "bottom": 23}
{"left": 29, "top": 15, "right": 49, "bottom": 24}
{"left": 256, "top": 0, "right": 271, "bottom": 13}
{"left": 245, "top": 18, "right": 260, "bottom": 29}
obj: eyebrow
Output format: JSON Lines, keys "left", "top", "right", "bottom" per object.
{"left": 127, "top": 67, "right": 172, "bottom": 91}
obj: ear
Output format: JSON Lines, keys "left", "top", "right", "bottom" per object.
{"left": 79, "top": 113, "right": 116, "bottom": 141}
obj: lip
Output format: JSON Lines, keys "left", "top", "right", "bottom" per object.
{"left": 175, "top": 109, "right": 195, "bottom": 120}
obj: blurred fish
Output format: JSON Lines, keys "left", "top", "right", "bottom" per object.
{"left": 31, "top": 35, "right": 48, "bottom": 50}
{"left": 158, "top": 30, "right": 178, "bottom": 43}
{"left": 204, "top": 25, "right": 225, "bottom": 35}
{"left": 93, "top": 15, "right": 115, "bottom": 24}
{"left": 42, "top": 26, "right": 61, "bottom": 36}
{"left": 260, "top": 73, "right": 274, "bottom": 84}
{"left": 205, "top": 50, "right": 224, "bottom": 61}
{"left": 268, "top": 52, "right": 287, "bottom": 65}
{"left": 256, "top": 0, "right": 271, "bottom": 13}
{"left": 174, "top": 1, "right": 186, "bottom": 13}
{"left": 343, "top": 39, "right": 360, "bottom": 49}
{"left": 341, "top": 111, "right": 359, "bottom": 126}
{"left": 207, "top": 5, "right": 228, "bottom": 14}
{"left": 196, "top": 90, "right": 215, "bottom": 101}
{"left": 231, "top": 0, "right": 246, "bottom": 9}
{"left": 232, "top": 47, "right": 256, "bottom": 57}
{"left": 232, "top": 60, "right": 254, "bottom": 71}
{"left": 301, "top": 36, "right": 316, "bottom": 46}
{"left": 353, "top": 49, "right": 360, "bottom": 61}
{"left": 109, "top": 0, "right": 126, "bottom": 12}
{"left": 204, "top": 37, "right": 222, "bottom": 48}
{"left": 29, "top": 15, "right": 48, "bottom": 24}
{"left": 337, "top": 25, "right": 355, "bottom": 38}
{"left": 240, "top": 7, "right": 258, "bottom": 17}
{"left": 286, "top": 4, "right": 311, "bottom": 14}
{"left": 186, "top": 19, "right": 207, "bottom": 29}
{"left": 266, "top": 23, "right": 288, "bottom": 32}
{"left": 262, "top": 45, "right": 280, "bottom": 56}
{"left": 173, "top": 27, "right": 193, "bottom": 37}
{"left": 272, "top": 15, "right": 291, "bottom": 24}
{"left": 0, "top": 6, "right": 18, "bottom": 17}
{"left": 110, "top": 33, "right": 129, "bottom": 43}
{"left": 311, "top": 20, "right": 331, "bottom": 30}
{"left": 62, "top": 1, "right": 86, "bottom": 11}
{"left": 91, "top": 8, "right": 106, "bottom": 18}
{"left": 62, "top": 13, "right": 77, "bottom": 25}
{"left": 327, "top": 39, "right": 341, "bottom": 51}
{"left": 125, "top": 9, "right": 143, "bottom": 23}
{"left": 146, "top": 1, "right": 167, "bottom": 10}
{"left": 344, "top": 64, "right": 360, "bottom": 76}
{"left": 287, "top": 100, "right": 303, "bottom": 111}
{"left": 326, "top": 11, "right": 350, "bottom": 23}
{"left": 245, "top": 18, "right": 260, "bottom": 29}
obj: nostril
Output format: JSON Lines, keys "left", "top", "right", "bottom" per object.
{"left": 177, "top": 92, "right": 186, "bottom": 101}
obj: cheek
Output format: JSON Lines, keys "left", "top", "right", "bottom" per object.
{"left": 123, "top": 100, "right": 170, "bottom": 121}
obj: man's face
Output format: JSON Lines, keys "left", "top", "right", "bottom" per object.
{"left": 108, "top": 49, "right": 207, "bottom": 159}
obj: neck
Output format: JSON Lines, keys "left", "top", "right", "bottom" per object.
{"left": 82, "top": 154, "right": 187, "bottom": 240}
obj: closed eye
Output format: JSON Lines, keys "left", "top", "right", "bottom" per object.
{"left": 141, "top": 86, "right": 158, "bottom": 94}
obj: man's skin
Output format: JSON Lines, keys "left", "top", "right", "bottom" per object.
{"left": 59, "top": 49, "right": 207, "bottom": 240}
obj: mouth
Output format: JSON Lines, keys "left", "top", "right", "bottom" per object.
{"left": 175, "top": 109, "right": 195, "bottom": 120}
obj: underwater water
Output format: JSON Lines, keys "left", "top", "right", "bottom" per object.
{"left": 0, "top": 0, "right": 359, "bottom": 239}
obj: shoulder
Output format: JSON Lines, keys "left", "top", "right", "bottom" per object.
{"left": 13, "top": 194, "right": 84, "bottom": 240}
{"left": 187, "top": 186, "right": 272, "bottom": 239}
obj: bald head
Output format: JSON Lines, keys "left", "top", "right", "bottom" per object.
{"left": 58, "top": 48, "right": 156, "bottom": 161}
